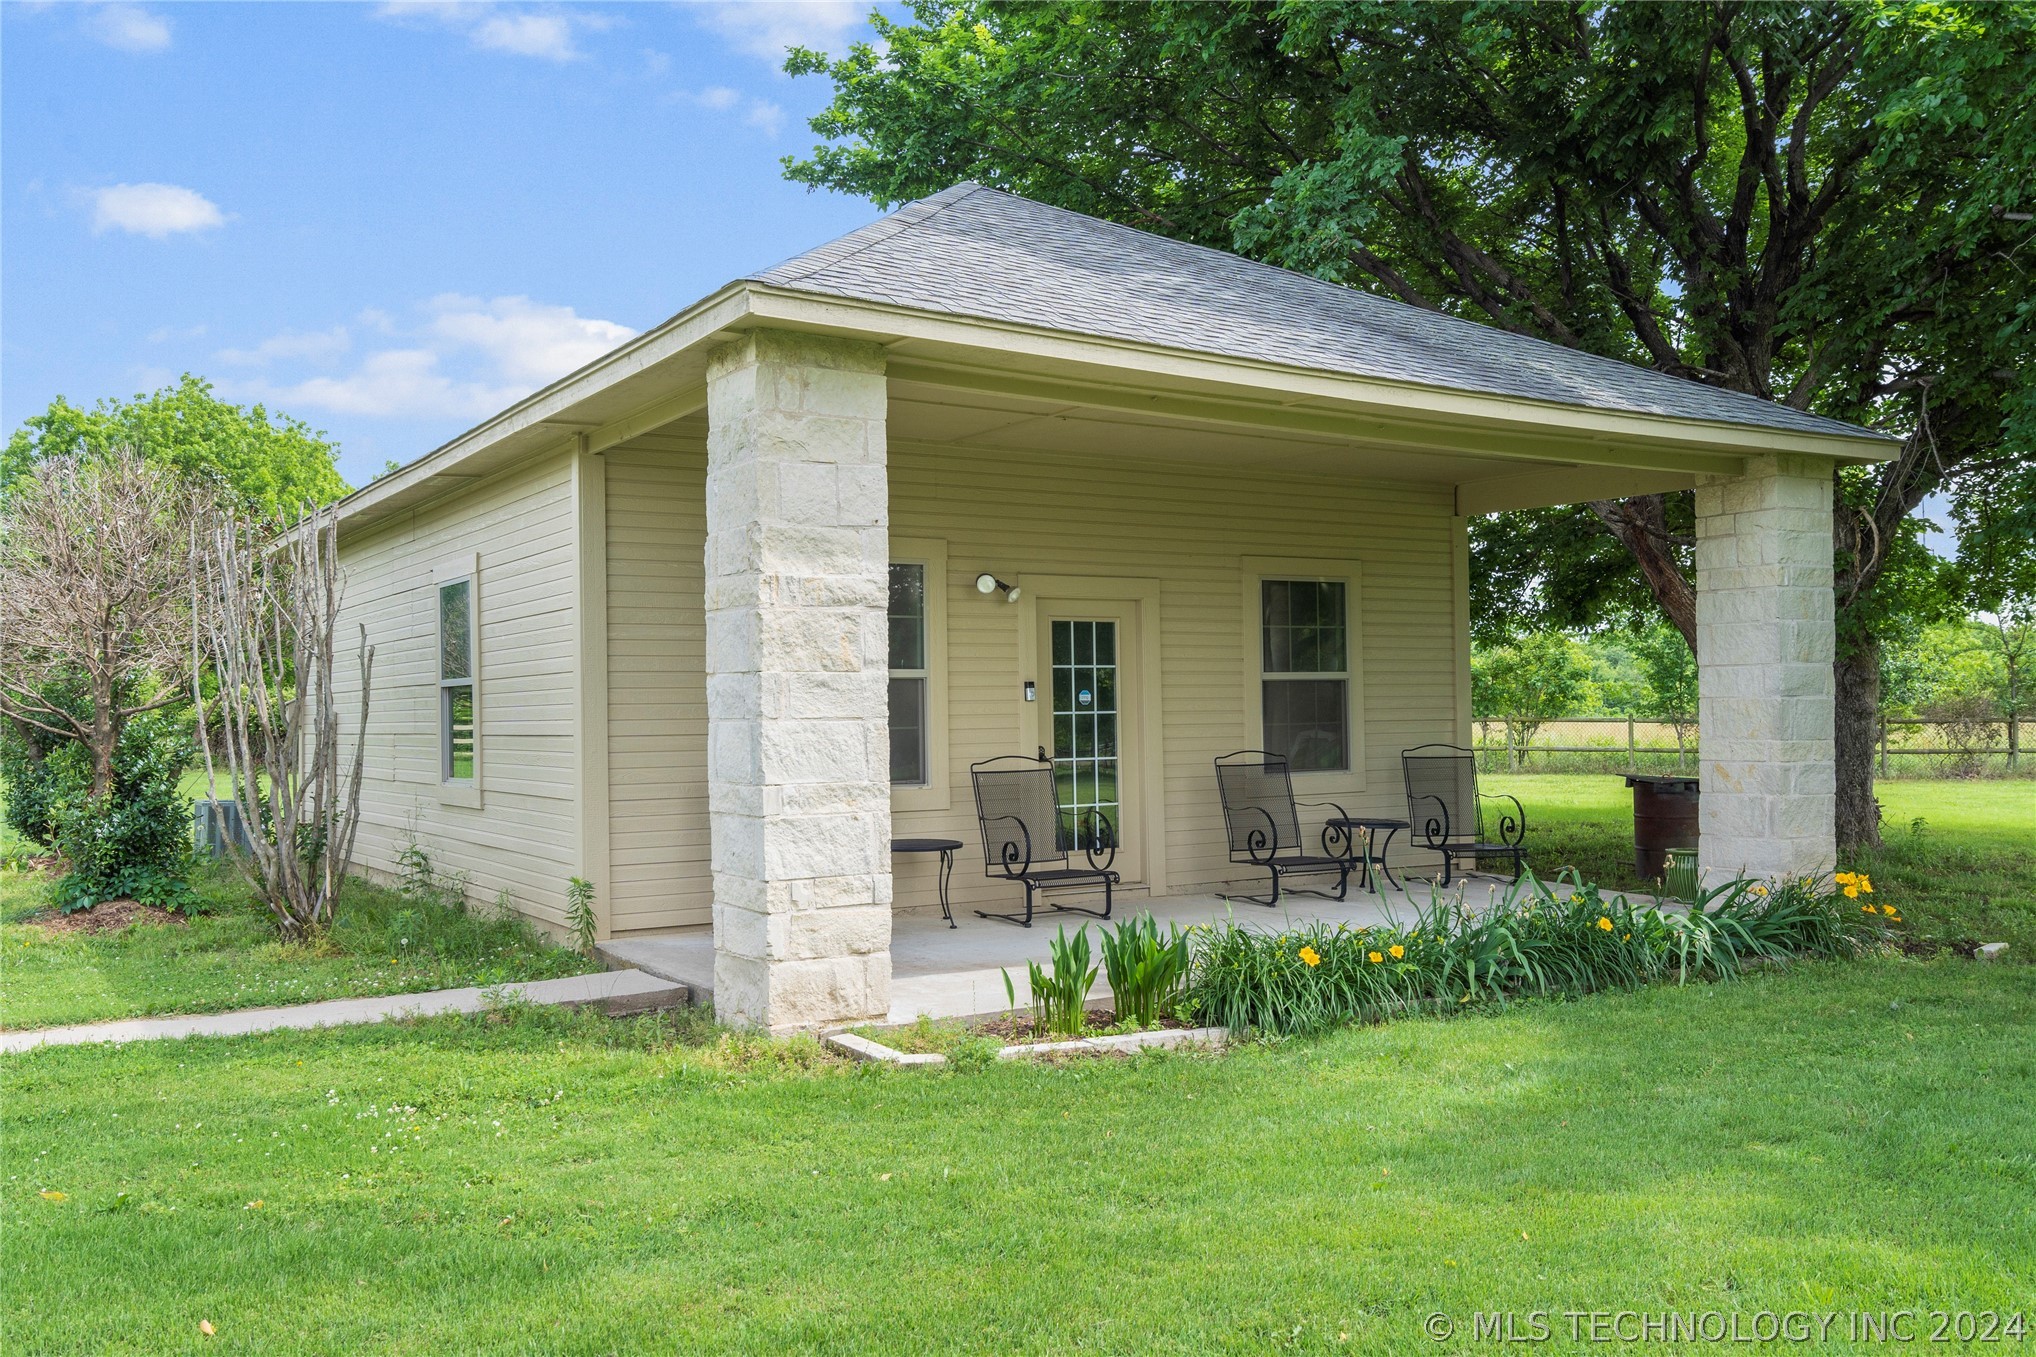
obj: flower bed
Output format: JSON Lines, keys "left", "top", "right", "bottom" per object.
{"left": 1185, "top": 871, "right": 1892, "bottom": 1037}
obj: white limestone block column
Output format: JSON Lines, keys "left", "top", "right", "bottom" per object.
{"left": 1694, "top": 453, "right": 1836, "bottom": 883}
{"left": 704, "top": 330, "right": 892, "bottom": 1031}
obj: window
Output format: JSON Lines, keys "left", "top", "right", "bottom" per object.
{"left": 1261, "top": 579, "right": 1348, "bottom": 772}
{"left": 439, "top": 578, "right": 475, "bottom": 782}
{"left": 888, "top": 563, "right": 928, "bottom": 785}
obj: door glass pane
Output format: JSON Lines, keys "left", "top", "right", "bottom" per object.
{"left": 1050, "top": 620, "right": 1121, "bottom": 849}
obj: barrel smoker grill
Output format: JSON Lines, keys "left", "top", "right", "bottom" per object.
{"left": 1622, "top": 774, "right": 1699, "bottom": 881}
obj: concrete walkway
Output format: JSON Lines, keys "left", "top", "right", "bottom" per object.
{"left": 0, "top": 969, "right": 688, "bottom": 1054}
{"left": 600, "top": 885, "right": 1448, "bottom": 1025}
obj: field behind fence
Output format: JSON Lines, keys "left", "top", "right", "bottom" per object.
{"left": 1474, "top": 717, "right": 2033, "bottom": 779}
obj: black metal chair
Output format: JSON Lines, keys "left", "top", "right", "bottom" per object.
{"left": 1400, "top": 743, "right": 1527, "bottom": 886}
{"left": 1213, "top": 750, "right": 1355, "bottom": 907}
{"left": 970, "top": 753, "right": 1118, "bottom": 927}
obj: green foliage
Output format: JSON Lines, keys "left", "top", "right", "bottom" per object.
{"left": 1471, "top": 633, "right": 1592, "bottom": 724}
{"left": 2, "top": 374, "right": 347, "bottom": 512}
{"left": 785, "top": 1, "right": 2036, "bottom": 781}
{"left": 45, "top": 712, "right": 193, "bottom": 913}
{"left": 1628, "top": 626, "right": 1696, "bottom": 723}
{"left": 565, "top": 876, "right": 598, "bottom": 957}
{"left": 1097, "top": 912, "right": 1189, "bottom": 1027}
{"left": 1004, "top": 924, "right": 1096, "bottom": 1036}
{"left": 1186, "top": 871, "right": 1887, "bottom": 1038}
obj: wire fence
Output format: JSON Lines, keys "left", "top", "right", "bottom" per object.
{"left": 1473, "top": 717, "right": 2033, "bottom": 779}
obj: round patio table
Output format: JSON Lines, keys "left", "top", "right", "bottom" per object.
{"left": 1323, "top": 817, "right": 1407, "bottom": 894}
{"left": 891, "top": 837, "right": 964, "bottom": 927}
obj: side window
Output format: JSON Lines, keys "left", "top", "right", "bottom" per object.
{"left": 1261, "top": 579, "right": 1348, "bottom": 772}
{"left": 439, "top": 578, "right": 476, "bottom": 782}
{"left": 887, "top": 563, "right": 928, "bottom": 786}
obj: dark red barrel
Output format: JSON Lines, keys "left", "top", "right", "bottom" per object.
{"left": 1624, "top": 774, "right": 1699, "bottom": 880}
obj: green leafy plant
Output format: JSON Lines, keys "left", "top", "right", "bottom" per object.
{"left": 47, "top": 710, "right": 193, "bottom": 914}
{"left": 1099, "top": 913, "right": 1189, "bottom": 1027}
{"left": 1186, "top": 871, "right": 1885, "bottom": 1037}
{"left": 566, "top": 876, "right": 598, "bottom": 957}
{"left": 1003, "top": 924, "right": 1096, "bottom": 1037}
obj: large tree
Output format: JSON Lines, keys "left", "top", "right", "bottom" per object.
{"left": 783, "top": 0, "right": 2035, "bottom": 848}
{"left": 2, "top": 374, "right": 348, "bottom": 514}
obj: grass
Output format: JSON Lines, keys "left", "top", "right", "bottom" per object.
{"left": 0, "top": 865, "right": 595, "bottom": 1031}
{"left": 4, "top": 959, "right": 2031, "bottom": 1354}
{"left": 2, "top": 776, "right": 2029, "bottom": 1350}
{"left": 1488, "top": 774, "right": 2035, "bottom": 957}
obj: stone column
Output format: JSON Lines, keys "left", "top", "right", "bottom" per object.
{"left": 1694, "top": 453, "right": 1836, "bottom": 882}
{"left": 704, "top": 330, "right": 891, "bottom": 1031}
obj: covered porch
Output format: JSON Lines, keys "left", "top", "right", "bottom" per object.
{"left": 601, "top": 883, "right": 1434, "bottom": 1027}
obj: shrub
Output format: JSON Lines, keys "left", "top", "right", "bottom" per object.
{"left": 1100, "top": 913, "right": 1190, "bottom": 1027}
{"left": 47, "top": 711, "right": 194, "bottom": 912}
{"left": 1185, "top": 870, "right": 1886, "bottom": 1037}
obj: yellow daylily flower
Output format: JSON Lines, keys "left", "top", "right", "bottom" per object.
{"left": 1368, "top": 951, "right": 1383, "bottom": 964}
{"left": 1388, "top": 944, "right": 1406, "bottom": 960}
{"left": 1843, "top": 885, "right": 1859, "bottom": 899}
{"left": 1751, "top": 884, "right": 1768, "bottom": 897}
{"left": 1298, "top": 945, "right": 1321, "bottom": 968}
{"left": 1596, "top": 917, "right": 1614, "bottom": 932}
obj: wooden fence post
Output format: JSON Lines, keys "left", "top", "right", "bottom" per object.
{"left": 1627, "top": 718, "right": 1636, "bottom": 773}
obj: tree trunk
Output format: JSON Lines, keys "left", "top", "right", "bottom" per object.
{"left": 1834, "top": 638, "right": 1882, "bottom": 853}
{"left": 1588, "top": 495, "right": 1696, "bottom": 647}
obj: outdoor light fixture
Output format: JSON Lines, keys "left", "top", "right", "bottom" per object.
{"left": 975, "top": 572, "right": 1021, "bottom": 603}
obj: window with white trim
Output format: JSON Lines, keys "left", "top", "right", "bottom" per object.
{"left": 1260, "top": 579, "right": 1349, "bottom": 772}
{"left": 439, "top": 578, "right": 476, "bottom": 782}
{"left": 888, "top": 563, "right": 928, "bottom": 786}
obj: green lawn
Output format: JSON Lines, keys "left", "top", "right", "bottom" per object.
{"left": 5, "top": 959, "right": 2031, "bottom": 1354}
{"left": 0, "top": 867, "right": 594, "bottom": 1031}
{"left": 1488, "top": 774, "right": 2036, "bottom": 956}
{"left": 3, "top": 777, "right": 2031, "bottom": 1352}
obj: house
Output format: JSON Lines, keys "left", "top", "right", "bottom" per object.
{"left": 330, "top": 184, "right": 1893, "bottom": 1031}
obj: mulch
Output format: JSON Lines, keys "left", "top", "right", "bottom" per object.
{"left": 972, "top": 1008, "right": 1198, "bottom": 1043}
{"left": 23, "top": 899, "right": 187, "bottom": 936}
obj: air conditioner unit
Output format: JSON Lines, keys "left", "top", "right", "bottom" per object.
{"left": 193, "top": 800, "right": 254, "bottom": 858}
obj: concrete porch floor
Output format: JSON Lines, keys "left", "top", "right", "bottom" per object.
{"left": 598, "top": 882, "right": 1472, "bottom": 1027}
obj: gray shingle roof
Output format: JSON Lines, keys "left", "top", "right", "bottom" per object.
{"left": 749, "top": 183, "right": 1881, "bottom": 443}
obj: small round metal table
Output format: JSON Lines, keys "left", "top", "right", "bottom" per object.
{"left": 891, "top": 837, "right": 964, "bottom": 927}
{"left": 1324, "top": 817, "right": 1407, "bottom": 894}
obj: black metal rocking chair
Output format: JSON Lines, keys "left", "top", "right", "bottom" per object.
{"left": 1213, "top": 750, "right": 1355, "bottom": 907}
{"left": 1401, "top": 743, "right": 1527, "bottom": 886}
{"left": 970, "top": 753, "right": 1118, "bottom": 927}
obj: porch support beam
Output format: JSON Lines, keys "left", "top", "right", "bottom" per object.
{"left": 1694, "top": 454, "right": 1836, "bottom": 882}
{"left": 704, "top": 329, "right": 893, "bottom": 1031}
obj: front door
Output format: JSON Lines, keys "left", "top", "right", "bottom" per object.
{"left": 1037, "top": 605, "right": 1141, "bottom": 883}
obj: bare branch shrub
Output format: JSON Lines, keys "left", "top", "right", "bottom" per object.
{"left": 0, "top": 449, "right": 211, "bottom": 797}
{"left": 192, "top": 505, "right": 373, "bottom": 938}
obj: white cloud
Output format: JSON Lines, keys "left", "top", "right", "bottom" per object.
{"left": 87, "top": 183, "right": 227, "bottom": 238}
{"left": 227, "top": 294, "right": 635, "bottom": 421}
{"left": 422, "top": 294, "right": 634, "bottom": 384}
{"left": 697, "top": 1, "right": 868, "bottom": 61}
{"left": 373, "top": 3, "right": 610, "bottom": 62}
{"left": 85, "top": 4, "right": 171, "bottom": 53}
{"left": 253, "top": 349, "right": 523, "bottom": 421}
{"left": 669, "top": 86, "right": 787, "bottom": 138}
{"left": 217, "top": 327, "right": 352, "bottom": 368}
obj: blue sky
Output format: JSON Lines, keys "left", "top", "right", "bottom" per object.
{"left": 3, "top": 1, "right": 890, "bottom": 486}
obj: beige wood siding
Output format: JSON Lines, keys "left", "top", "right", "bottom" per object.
{"left": 602, "top": 435, "right": 711, "bottom": 932}
{"left": 886, "top": 441, "right": 1464, "bottom": 915}
{"left": 335, "top": 451, "right": 579, "bottom": 929}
